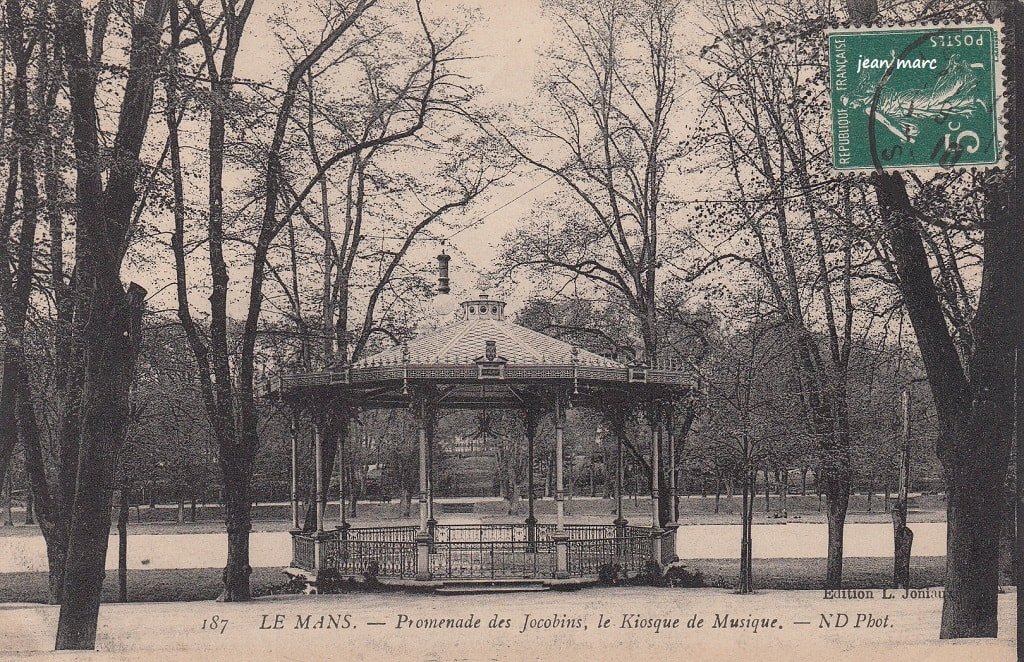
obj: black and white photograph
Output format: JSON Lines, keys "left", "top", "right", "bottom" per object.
{"left": 0, "top": 0, "right": 1020, "bottom": 659}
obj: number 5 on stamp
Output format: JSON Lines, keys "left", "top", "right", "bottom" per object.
{"left": 828, "top": 23, "right": 1005, "bottom": 173}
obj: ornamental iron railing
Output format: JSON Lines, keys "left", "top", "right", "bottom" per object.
{"left": 430, "top": 540, "right": 557, "bottom": 579}
{"left": 566, "top": 535, "right": 652, "bottom": 576}
{"left": 346, "top": 525, "right": 419, "bottom": 543}
{"left": 321, "top": 538, "right": 416, "bottom": 579}
{"left": 291, "top": 532, "right": 316, "bottom": 571}
{"left": 290, "top": 523, "right": 660, "bottom": 579}
{"left": 660, "top": 528, "right": 677, "bottom": 565}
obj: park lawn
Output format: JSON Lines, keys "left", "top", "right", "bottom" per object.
{"left": 690, "top": 556, "right": 947, "bottom": 590}
{"left": 0, "top": 557, "right": 949, "bottom": 604}
{"left": 0, "top": 493, "right": 950, "bottom": 536}
{"left": 0, "top": 567, "right": 292, "bottom": 604}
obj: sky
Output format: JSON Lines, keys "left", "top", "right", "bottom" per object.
{"left": 238, "top": 0, "right": 559, "bottom": 275}
{"left": 125, "top": 0, "right": 717, "bottom": 322}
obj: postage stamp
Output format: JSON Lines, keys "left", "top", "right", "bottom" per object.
{"left": 828, "top": 23, "right": 1005, "bottom": 173}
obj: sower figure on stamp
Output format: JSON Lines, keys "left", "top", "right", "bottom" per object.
{"left": 843, "top": 53, "right": 989, "bottom": 143}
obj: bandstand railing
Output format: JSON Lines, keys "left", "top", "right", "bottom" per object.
{"left": 566, "top": 534, "right": 652, "bottom": 575}
{"left": 435, "top": 523, "right": 533, "bottom": 543}
{"left": 321, "top": 537, "right": 417, "bottom": 578}
{"left": 290, "top": 523, "right": 669, "bottom": 580}
{"left": 660, "top": 527, "right": 677, "bottom": 565}
{"left": 430, "top": 540, "right": 557, "bottom": 579}
{"left": 347, "top": 525, "right": 418, "bottom": 543}
{"left": 293, "top": 534, "right": 315, "bottom": 571}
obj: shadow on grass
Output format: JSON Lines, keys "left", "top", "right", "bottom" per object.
{"left": 0, "top": 557, "right": 949, "bottom": 603}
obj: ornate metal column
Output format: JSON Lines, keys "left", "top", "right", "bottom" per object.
{"left": 607, "top": 406, "right": 629, "bottom": 565}
{"left": 338, "top": 414, "right": 352, "bottom": 562}
{"left": 289, "top": 413, "right": 299, "bottom": 531}
{"left": 314, "top": 422, "right": 325, "bottom": 533}
{"left": 607, "top": 408, "right": 627, "bottom": 530}
{"left": 553, "top": 390, "right": 569, "bottom": 578}
{"left": 414, "top": 391, "right": 432, "bottom": 580}
{"left": 416, "top": 401, "right": 429, "bottom": 533}
{"left": 337, "top": 420, "right": 347, "bottom": 530}
{"left": 555, "top": 394, "right": 566, "bottom": 532}
{"left": 312, "top": 417, "right": 326, "bottom": 576}
{"left": 426, "top": 410, "right": 436, "bottom": 537}
{"left": 525, "top": 407, "right": 540, "bottom": 552}
{"left": 663, "top": 401, "right": 679, "bottom": 565}
{"left": 650, "top": 402, "right": 663, "bottom": 566}
{"left": 667, "top": 406, "right": 677, "bottom": 523}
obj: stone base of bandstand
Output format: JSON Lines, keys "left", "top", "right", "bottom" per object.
{"left": 283, "top": 567, "right": 604, "bottom": 592}
{"left": 415, "top": 532, "right": 432, "bottom": 581}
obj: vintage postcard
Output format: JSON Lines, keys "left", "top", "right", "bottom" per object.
{"left": 0, "top": 0, "right": 1018, "bottom": 660}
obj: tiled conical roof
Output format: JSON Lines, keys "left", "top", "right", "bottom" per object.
{"left": 351, "top": 296, "right": 623, "bottom": 369}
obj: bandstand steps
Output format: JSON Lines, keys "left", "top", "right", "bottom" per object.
{"left": 434, "top": 579, "right": 550, "bottom": 595}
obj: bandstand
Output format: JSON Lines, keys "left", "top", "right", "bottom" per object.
{"left": 261, "top": 296, "right": 694, "bottom": 590}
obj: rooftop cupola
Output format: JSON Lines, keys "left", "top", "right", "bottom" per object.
{"left": 461, "top": 295, "right": 505, "bottom": 321}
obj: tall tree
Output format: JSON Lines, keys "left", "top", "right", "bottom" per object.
{"left": 168, "top": 0, "right": 501, "bottom": 597}
{"left": 52, "top": 0, "right": 165, "bottom": 649}
{"left": 696, "top": 0, "right": 875, "bottom": 586}
{"left": 499, "top": 0, "right": 684, "bottom": 524}
{"left": 845, "top": 0, "right": 1024, "bottom": 638}
{"left": 0, "top": 0, "right": 42, "bottom": 487}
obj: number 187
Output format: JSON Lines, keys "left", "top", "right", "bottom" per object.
{"left": 202, "top": 615, "right": 229, "bottom": 634}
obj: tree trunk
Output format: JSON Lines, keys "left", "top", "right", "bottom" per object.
{"left": 821, "top": 417, "right": 852, "bottom": 589}
{"left": 801, "top": 467, "right": 808, "bottom": 496}
{"left": 400, "top": 487, "right": 411, "bottom": 518}
{"left": 940, "top": 476, "right": 1004, "bottom": 637}
{"left": 3, "top": 473, "right": 12, "bottom": 526}
{"left": 845, "top": 0, "right": 1021, "bottom": 639}
{"left": 892, "top": 500, "right": 913, "bottom": 590}
{"left": 117, "top": 488, "right": 128, "bottom": 602}
{"left": 779, "top": 470, "right": 788, "bottom": 518}
{"left": 566, "top": 459, "right": 573, "bottom": 516}
{"left": 739, "top": 466, "right": 754, "bottom": 594}
{"left": 825, "top": 491, "right": 849, "bottom": 590}
{"left": 19, "top": 371, "right": 64, "bottom": 603}
{"left": 658, "top": 481, "right": 672, "bottom": 526}
{"left": 24, "top": 484, "right": 33, "bottom": 524}
{"left": 218, "top": 469, "right": 253, "bottom": 602}
{"left": 349, "top": 463, "right": 358, "bottom": 518}
{"left": 545, "top": 452, "right": 553, "bottom": 498}
{"left": 763, "top": 468, "right": 770, "bottom": 513}
{"left": 55, "top": 285, "right": 146, "bottom": 649}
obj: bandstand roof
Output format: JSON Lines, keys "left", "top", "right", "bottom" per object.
{"left": 262, "top": 296, "right": 693, "bottom": 411}
{"left": 351, "top": 296, "right": 621, "bottom": 369}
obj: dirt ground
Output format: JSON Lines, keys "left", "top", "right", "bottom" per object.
{"left": 0, "top": 586, "right": 1013, "bottom": 661}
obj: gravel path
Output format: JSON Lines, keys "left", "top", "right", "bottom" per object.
{"left": 0, "top": 587, "right": 1013, "bottom": 661}
{"left": 0, "top": 522, "right": 949, "bottom": 573}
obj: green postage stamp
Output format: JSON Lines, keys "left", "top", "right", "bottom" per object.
{"left": 828, "top": 23, "right": 1005, "bottom": 173}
